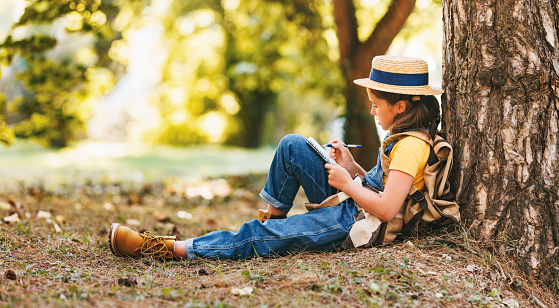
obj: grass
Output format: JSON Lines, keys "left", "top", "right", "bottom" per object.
{"left": 0, "top": 142, "right": 557, "bottom": 307}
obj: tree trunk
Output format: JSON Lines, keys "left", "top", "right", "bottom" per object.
{"left": 442, "top": 0, "right": 559, "bottom": 288}
{"left": 333, "top": 0, "right": 416, "bottom": 168}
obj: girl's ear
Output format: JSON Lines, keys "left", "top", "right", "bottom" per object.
{"left": 396, "top": 100, "right": 407, "bottom": 114}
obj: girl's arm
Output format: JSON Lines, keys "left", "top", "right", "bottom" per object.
{"left": 329, "top": 140, "right": 367, "bottom": 177}
{"left": 325, "top": 164, "right": 413, "bottom": 222}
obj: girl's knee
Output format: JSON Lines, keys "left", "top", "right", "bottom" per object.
{"left": 278, "top": 134, "right": 306, "bottom": 150}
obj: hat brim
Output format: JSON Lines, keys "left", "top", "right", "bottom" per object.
{"left": 353, "top": 78, "right": 443, "bottom": 96}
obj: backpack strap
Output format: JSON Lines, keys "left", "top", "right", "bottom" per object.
{"left": 401, "top": 185, "right": 428, "bottom": 235}
{"left": 432, "top": 135, "right": 453, "bottom": 197}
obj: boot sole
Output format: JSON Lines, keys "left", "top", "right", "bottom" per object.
{"left": 108, "top": 223, "right": 125, "bottom": 257}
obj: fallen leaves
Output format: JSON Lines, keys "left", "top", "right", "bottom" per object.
{"left": 3, "top": 213, "right": 20, "bottom": 224}
{"left": 36, "top": 210, "right": 62, "bottom": 232}
{"left": 230, "top": 286, "right": 253, "bottom": 296}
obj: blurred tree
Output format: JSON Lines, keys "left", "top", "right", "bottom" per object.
{"left": 0, "top": 0, "right": 145, "bottom": 147}
{"left": 152, "top": 0, "right": 342, "bottom": 147}
{"left": 332, "top": 0, "right": 416, "bottom": 166}
{"left": 148, "top": 0, "right": 443, "bottom": 152}
{"left": 0, "top": 93, "right": 15, "bottom": 145}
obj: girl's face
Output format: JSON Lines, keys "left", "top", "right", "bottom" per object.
{"left": 367, "top": 90, "right": 401, "bottom": 130}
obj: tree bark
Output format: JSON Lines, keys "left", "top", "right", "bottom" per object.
{"left": 333, "top": 0, "right": 416, "bottom": 168}
{"left": 442, "top": 0, "right": 559, "bottom": 288}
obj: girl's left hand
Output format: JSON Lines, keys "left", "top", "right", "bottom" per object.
{"left": 324, "top": 163, "right": 353, "bottom": 191}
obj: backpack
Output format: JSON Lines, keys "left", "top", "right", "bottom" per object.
{"left": 305, "top": 131, "right": 460, "bottom": 249}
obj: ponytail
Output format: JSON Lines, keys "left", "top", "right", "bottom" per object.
{"left": 369, "top": 89, "right": 440, "bottom": 137}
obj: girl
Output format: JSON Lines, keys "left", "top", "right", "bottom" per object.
{"left": 108, "top": 55, "right": 443, "bottom": 260}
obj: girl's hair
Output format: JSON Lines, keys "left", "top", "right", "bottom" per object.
{"left": 369, "top": 89, "right": 440, "bottom": 136}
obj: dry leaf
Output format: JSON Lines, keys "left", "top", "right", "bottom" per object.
{"left": 55, "top": 215, "right": 65, "bottom": 224}
{"left": 0, "top": 201, "right": 11, "bottom": 211}
{"left": 118, "top": 276, "right": 138, "bottom": 287}
{"left": 37, "top": 211, "right": 52, "bottom": 219}
{"left": 177, "top": 211, "right": 193, "bottom": 220}
{"left": 125, "top": 219, "right": 141, "bottom": 226}
{"left": 129, "top": 193, "right": 141, "bottom": 204}
{"left": 5, "top": 270, "right": 17, "bottom": 280}
{"left": 53, "top": 222, "right": 62, "bottom": 233}
{"left": 103, "top": 203, "right": 114, "bottom": 211}
{"left": 3, "top": 213, "right": 20, "bottom": 224}
{"left": 153, "top": 213, "right": 170, "bottom": 223}
{"left": 230, "top": 287, "right": 253, "bottom": 296}
{"left": 403, "top": 241, "right": 416, "bottom": 250}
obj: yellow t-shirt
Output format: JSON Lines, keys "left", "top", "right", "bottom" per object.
{"left": 382, "top": 136, "right": 430, "bottom": 190}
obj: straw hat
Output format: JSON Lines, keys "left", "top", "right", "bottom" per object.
{"left": 353, "top": 55, "right": 443, "bottom": 95}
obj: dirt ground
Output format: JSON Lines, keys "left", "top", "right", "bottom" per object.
{"left": 1, "top": 174, "right": 557, "bottom": 307}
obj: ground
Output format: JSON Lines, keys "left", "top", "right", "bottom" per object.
{"left": 1, "top": 174, "right": 557, "bottom": 307}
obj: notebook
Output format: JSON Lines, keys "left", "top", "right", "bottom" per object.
{"left": 307, "top": 137, "right": 335, "bottom": 164}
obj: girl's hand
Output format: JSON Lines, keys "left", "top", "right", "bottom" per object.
{"left": 324, "top": 163, "right": 353, "bottom": 191}
{"left": 329, "top": 140, "right": 357, "bottom": 171}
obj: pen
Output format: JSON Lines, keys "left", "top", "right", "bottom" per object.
{"left": 322, "top": 143, "right": 362, "bottom": 148}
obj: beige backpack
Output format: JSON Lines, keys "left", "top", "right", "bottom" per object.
{"left": 306, "top": 131, "right": 461, "bottom": 249}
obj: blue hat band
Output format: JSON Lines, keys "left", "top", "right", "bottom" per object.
{"left": 369, "top": 68, "right": 428, "bottom": 87}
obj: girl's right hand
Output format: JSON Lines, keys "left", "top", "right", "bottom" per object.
{"left": 329, "top": 139, "right": 357, "bottom": 171}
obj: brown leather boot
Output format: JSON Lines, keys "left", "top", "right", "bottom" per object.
{"left": 257, "top": 209, "right": 287, "bottom": 223}
{"left": 108, "top": 223, "right": 176, "bottom": 259}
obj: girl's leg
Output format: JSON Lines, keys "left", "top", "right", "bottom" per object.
{"left": 182, "top": 202, "right": 359, "bottom": 260}
{"left": 259, "top": 134, "right": 336, "bottom": 213}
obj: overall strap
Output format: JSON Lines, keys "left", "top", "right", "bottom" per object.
{"left": 379, "top": 131, "right": 432, "bottom": 179}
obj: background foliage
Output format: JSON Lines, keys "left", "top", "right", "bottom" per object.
{"left": 0, "top": 0, "right": 441, "bottom": 148}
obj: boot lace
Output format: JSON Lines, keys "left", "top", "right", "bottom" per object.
{"left": 137, "top": 232, "right": 171, "bottom": 259}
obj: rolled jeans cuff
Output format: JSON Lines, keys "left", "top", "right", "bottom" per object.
{"left": 185, "top": 238, "right": 197, "bottom": 260}
{"left": 259, "top": 189, "right": 292, "bottom": 213}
